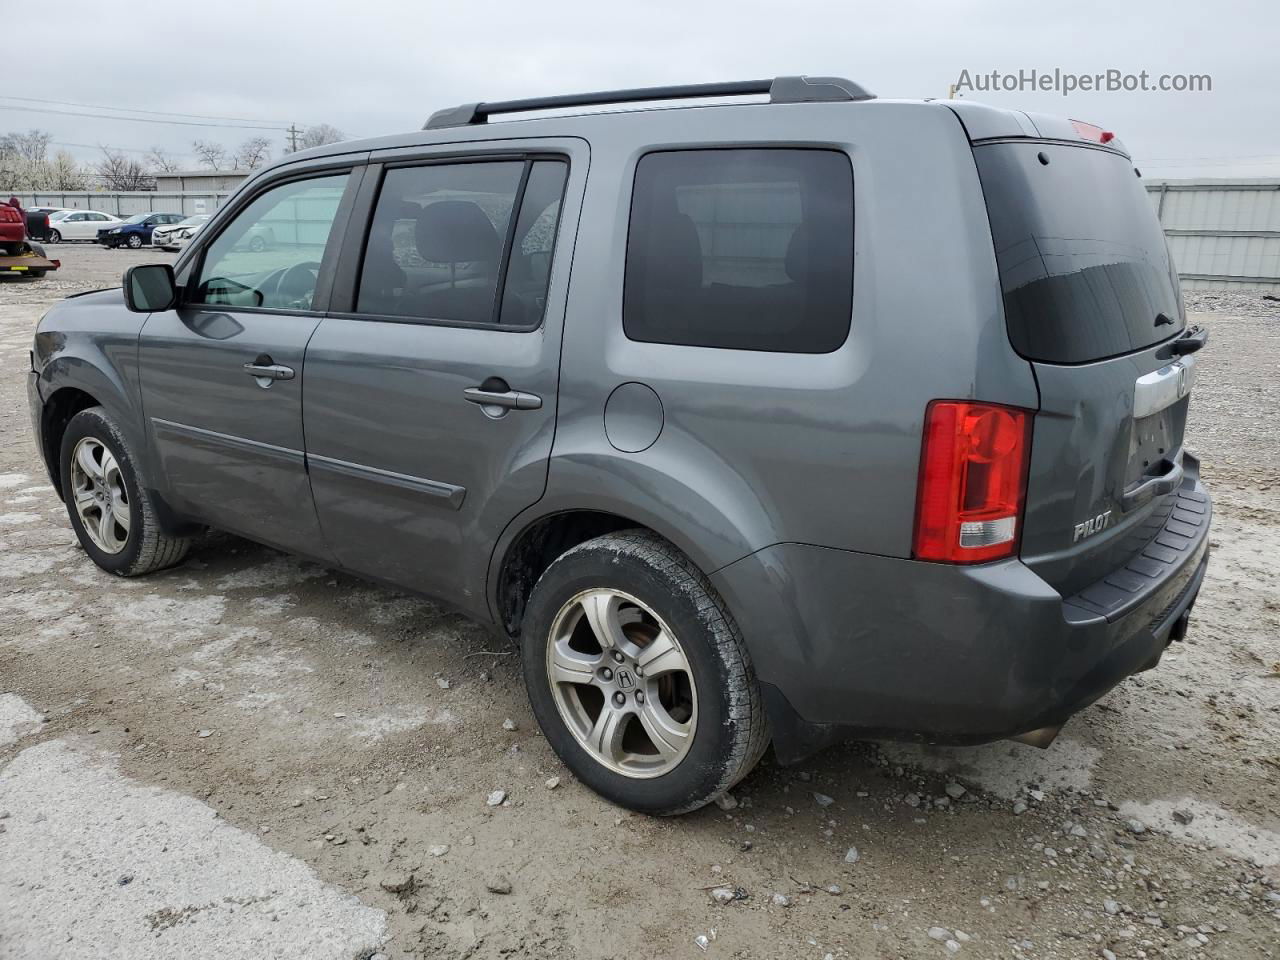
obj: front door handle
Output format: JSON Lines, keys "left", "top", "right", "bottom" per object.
{"left": 465, "top": 386, "right": 540, "bottom": 412}
{"left": 243, "top": 358, "right": 295, "bottom": 386}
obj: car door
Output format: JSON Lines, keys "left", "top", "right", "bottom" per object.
{"left": 303, "top": 139, "right": 585, "bottom": 603}
{"left": 138, "top": 160, "right": 365, "bottom": 558}
{"left": 58, "top": 212, "right": 86, "bottom": 239}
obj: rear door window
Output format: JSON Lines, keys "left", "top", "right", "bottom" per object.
{"left": 974, "top": 142, "right": 1184, "bottom": 364}
{"left": 355, "top": 158, "right": 568, "bottom": 327}
{"left": 623, "top": 149, "right": 854, "bottom": 353}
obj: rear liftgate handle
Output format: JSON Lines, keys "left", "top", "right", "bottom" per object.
{"left": 1121, "top": 455, "right": 1185, "bottom": 511}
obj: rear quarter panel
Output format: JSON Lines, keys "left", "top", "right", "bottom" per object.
{"left": 544, "top": 100, "right": 1038, "bottom": 571}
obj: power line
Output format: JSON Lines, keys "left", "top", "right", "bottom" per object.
{"left": 0, "top": 102, "right": 284, "bottom": 130}
{"left": 51, "top": 140, "right": 196, "bottom": 161}
{"left": 0, "top": 95, "right": 295, "bottom": 126}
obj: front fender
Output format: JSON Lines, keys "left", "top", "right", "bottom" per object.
{"left": 33, "top": 295, "right": 147, "bottom": 488}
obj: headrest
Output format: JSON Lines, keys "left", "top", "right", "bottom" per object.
{"left": 415, "top": 200, "right": 501, "bottom": 264}
{"left": 645, "top": 211, "right": 703, "bottom": 291}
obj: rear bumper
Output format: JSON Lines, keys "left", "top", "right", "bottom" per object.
{"left": 711, "top": 475, "right": 1211, "bottom": 763}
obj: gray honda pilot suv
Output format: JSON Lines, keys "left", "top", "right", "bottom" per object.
{"left": 28, "top": 77, "right": 1211, "bottom": 815}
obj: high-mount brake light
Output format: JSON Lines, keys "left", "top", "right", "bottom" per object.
{"left": 1071, "top": 120, "right": 1115, "bottom": 144}
{"left": 913, "top": 401, "right": 1032, "bottom": 564}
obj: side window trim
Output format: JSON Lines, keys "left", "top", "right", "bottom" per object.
{"left": 177, "top": 164, "right": 367, "bottom": 317}
{"left": 327, "top": 151, "right": 569, "bottom": 331}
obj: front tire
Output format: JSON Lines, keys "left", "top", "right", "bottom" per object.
{"left": 522, "top": 530, "right": 768, "bottom": 815}
{"left": 126, "top": 234, "right": 143, "bottom": 249}
{"left": 60, "top": 407, "right": 190, "bottom": 576}
{"left": 48, "top": 229, "right": 61, "bottom": 244}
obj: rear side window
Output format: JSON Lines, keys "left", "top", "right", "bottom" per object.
{"left": 975, "top": 142, "right": 1184, "bottom": 364}
{"left": 624, "top": 149, "right": 854, "bottom": 353}
{"left": 356, "top": 159, "right": 568, "bottom": 327}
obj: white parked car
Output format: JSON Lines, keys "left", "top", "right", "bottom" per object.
{"left": 152, "top": 214, "right": 211, "bottom": 251}
{"left": 47, "top": 210, "right": 122, "bottom": 243}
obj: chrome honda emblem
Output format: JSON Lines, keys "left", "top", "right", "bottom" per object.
{"left": 616, "top": 669, "right": 635, "bottom": 689}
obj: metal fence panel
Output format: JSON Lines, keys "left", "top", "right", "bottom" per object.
{"left": 11, "top": 190, "right": 236, "bottom": 218}
{"left": 1147, "top": 179, "right": 1280, "bottom": 292}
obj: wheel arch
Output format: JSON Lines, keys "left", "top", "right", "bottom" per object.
{"left": 488, "top": 482, "right": 769, "bottom": 642}
{"left": 39, "top": 385, "right": 101, "bottom": 499}
{"left": 36, "top": 347, "right": 144, "bottom": 502}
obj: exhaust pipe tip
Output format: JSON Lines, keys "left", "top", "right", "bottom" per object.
{"left": 1009, "top": 724, "right": 1063, "bottom": 749}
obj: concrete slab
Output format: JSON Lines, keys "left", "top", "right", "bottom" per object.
{"left": 0, "top": 739, "right": 386, "bottom": 960}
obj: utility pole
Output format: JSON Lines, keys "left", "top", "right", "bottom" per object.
{"left": 286, "top": 124, "right": 301, "bottom": 153}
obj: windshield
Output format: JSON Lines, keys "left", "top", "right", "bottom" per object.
{"left": 975, "top": 141, "right": 1184, "bottom": 364}
{"left": 123, "top": 214, "right": 151, "bottom": 224}
{"left": 49, "top": 211, "right": 72, "bottom": 220}
{"left": 179, "top": 215, "right": 210, "bottom": 226}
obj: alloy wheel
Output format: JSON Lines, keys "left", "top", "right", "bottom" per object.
{"left": 546, "top": 588, "right": 697, "bottom": 778}
{"left": 69, "top": 437, "right": 130, "bottom": 554}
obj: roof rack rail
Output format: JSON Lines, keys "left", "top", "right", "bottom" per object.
{"left": 423, "top": 75, "right": 875, "bottom": 130}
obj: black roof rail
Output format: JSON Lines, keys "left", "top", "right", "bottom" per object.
{"left": 423, "top": 75, "right": 874, "bottom": 130}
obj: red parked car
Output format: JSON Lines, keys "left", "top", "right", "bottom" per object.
{"left": 1, "top": 198, "right": 27, "bottom": 255}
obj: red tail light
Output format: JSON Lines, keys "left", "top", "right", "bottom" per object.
{"left": 1071, "top": 120, "right": 1115, "bottom": 144}
{"left": 913, "top": 401, "right": 1032, "bottom": 564}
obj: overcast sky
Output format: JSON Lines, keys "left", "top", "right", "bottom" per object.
{"left": 8, "top": 0, "right": 1275, "bottom": 178}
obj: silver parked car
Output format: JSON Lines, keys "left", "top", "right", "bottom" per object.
{"left": 152, "top": 214, "right": 211, "bottom": 251}
{"left": 27, "top": 77, "right": 1210, "bottom": 815}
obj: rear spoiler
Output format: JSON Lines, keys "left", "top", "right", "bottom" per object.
{"left": 944, "top": 101, "right": 1129, "bottom": 155}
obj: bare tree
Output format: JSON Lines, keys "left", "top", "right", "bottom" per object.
{"left": 191, "top": 139, "right": 229, "bottom": 171}
{"left": 46, "top": 151, "right": 87, "bottom": 190}
{"left": 6, "top": 129, "right": 52, "bottom": 166}
{"left": 235, "top": 136, "right": 272, "bottom": 170}
{"left": 95, "top": 148, "right": 154, "bottom": 191}
{"left": 146, "top": 146, "right": 181, "bottom": 173}
{"left": 297, "top": 123, "right": 346, "bottom": 151}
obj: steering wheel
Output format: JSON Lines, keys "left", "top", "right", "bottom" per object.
{"left": 272, "top": 261, "right": 322, "bottom": 309}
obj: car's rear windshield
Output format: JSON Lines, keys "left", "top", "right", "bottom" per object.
{"left": 974, "top": 141, "right": 1183, "bottom": 364}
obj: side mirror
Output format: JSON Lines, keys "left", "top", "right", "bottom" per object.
{"left": 123, "top": 263, "right": 178, "bottom": 312}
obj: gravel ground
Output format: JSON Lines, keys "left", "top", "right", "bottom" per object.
{"left": 1, "top": 244, "right": 1278, "bottom": 960}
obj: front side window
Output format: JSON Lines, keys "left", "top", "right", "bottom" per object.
{"left": 189, "top": 173, "right": 349, "bottom": 311}
{"left": 357, "top": 158, "right": 568, "bottom": 326}
{"left": 624, "top": 149, "right": 854, "bottom": 353}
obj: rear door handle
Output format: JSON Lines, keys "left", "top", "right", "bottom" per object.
{"left": 243, "top": 359, "right": 295, "bottom": 384}
{"left": 463, "top": 386, "right": 542, "bottom": 411}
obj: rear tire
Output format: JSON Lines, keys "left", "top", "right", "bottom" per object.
{"left": 521, "top": 530, "right": 768, "bottom": 816}
{"left": 60, "top": 406, "right": 190, "bottom": 576}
